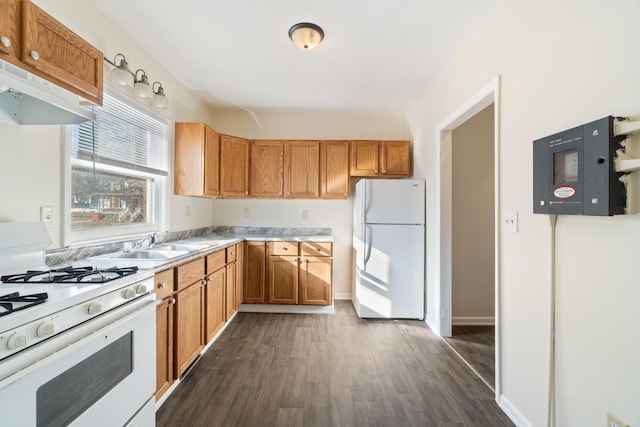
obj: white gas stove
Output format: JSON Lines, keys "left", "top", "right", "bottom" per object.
{"left": 0, "top": 222, "right": 156, "bottom": 427}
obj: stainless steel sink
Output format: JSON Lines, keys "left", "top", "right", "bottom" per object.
{"left": 153, "top": 243, "right": 211, "bottom": 252}
{"left": 111, "top": 249, "right": 189, "bottom": 260}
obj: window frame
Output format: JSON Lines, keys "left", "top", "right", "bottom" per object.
{"left": 62, "top": 88, "right": 169, "bottom": 246}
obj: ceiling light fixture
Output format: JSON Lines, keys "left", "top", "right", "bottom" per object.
{"left": 152, "top": 82, "right": 169, "bottom": 110}
{"left": 288, "top": 22, "right": 324, "bottom": 50}
{"left": 103, "top": 53, "right": 169, "bottom": 110}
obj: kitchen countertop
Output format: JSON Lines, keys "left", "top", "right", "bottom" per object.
{"left": 61, "top": 227, "right": 333, "bottom": 272}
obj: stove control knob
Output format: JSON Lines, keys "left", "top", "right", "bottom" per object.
{"left": 123, "top": 288, "right": 136, "bottom": 299}
{"left": 134, "top": 284, "right": 147, "bottom": 295}
{"left": 88, "top": 302, "right": 102, "bottom": 315}
{"left": 37, "top": 322, "right": 55, "bottom": 337}
{"left": 7, "top": 333, "right": 29, "bottom": 350}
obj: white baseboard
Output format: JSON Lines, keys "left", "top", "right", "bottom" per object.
{"left": 452, "top": 316, "right": 495, "bottom": 325}
{"left": 498, "top": 394, "right": 533, "bottom": 427}
{"left": 238, "top": 304, "right": 334, "bottom": 314}
{"left": 333, "top": 293, "right": 352, "bottom": 300}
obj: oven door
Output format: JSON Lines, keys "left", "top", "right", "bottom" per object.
{"left": 0, "top": 294, "right": 155, "bottom": 427}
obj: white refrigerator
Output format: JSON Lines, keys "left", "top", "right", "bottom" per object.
{"left": 353, "top": 179, "right": 425, "bottom": 319}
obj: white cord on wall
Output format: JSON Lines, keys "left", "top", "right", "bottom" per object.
{"left": 548, "top": 214, "right": 557, "bottom": 427}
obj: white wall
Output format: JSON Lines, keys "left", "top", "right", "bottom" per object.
{"left": 207, "top": 110, "right": 410, "bottom": 298}
{"left": 408, "top": 1, "right": 640, "bottom": 425}
{"left": 451, "top": 105, "right": 494, "bottom": 321}
{"left": 0, "top": 0, "right": 219, "bottom": 248}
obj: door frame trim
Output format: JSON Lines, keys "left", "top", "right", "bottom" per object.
{"left": 429, "top": 75, "right": 501, "bottom": 400}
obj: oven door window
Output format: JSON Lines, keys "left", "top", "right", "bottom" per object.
{"left": 36, "top": 332, "right": 133, "bottom": 427}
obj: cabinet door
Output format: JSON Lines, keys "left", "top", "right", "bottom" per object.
{"left": 350, "top": 141, "right": 380, "bottom": 176}
{"left": 299, "top": 257, "right": 332, "bottom": 306}
{"left": 235, "top": 242, "right": 244, "bottom": 310}
{"left": 284, "top": 140, "right": 320, "bottom": 198}
{"left": 204, "top": 268, "right": 225, "bottom": 342}
{"left": 174, "top": 122, "right": 205, "bottom": 196}
{"left": 220, "top": 134, "right": 250, "bottom": 197}
{"left": 174, "top": 281, "right": 204, "bottom": 377}
{"left": 244, "top": 242, "right": 266, "bottom": 303}
{"left": 320, "top": 140, "right": 350, "bottom": 199}
{"left": 250, "top": 140, "right": 283, "bottom": 197}
{"left": 380, "top": 141, "right": 411, "bottom": 176}
{"left": 155, "top": 297, "right": 174, "bottom": 400}
{"left": 225, "top": 262, "right": 236, "bottom": 319}
{"left": 268, "top": 255, "right": 299, "bottom": 304}
{"left": 21, "top": 1, "right": 103, "bottom": 105}
{"left": 204, "top": 126, "right": 220, "bottom": 196}
{"left": 0, "top": 0, "right": 20, "bottom": 59}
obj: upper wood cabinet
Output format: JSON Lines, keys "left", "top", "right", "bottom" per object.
{"left": 175, "top": 122, "right": 220, "bottom": 197}
{"left": 0, "top": 0, "right": 21, "bottom": 59}
{"left": 0, "top": 0, "right": 103, "bottom": 105}
{"left": 250, "top": 140, "right": 283, "bottom": 198}
{"left": 350, "top": 140, "right": 411, "bottom": 177}
{"left": 320, "top": 140, "right": 350, "bottom": 199}
{"left": 20, "top": 1, "right": 103, "bottom": 105}
{"left": 220, "top": 134, "right": 250, "bottom": 197}
{"left": 284, "top": 140, "right": 320, "bottom": 198}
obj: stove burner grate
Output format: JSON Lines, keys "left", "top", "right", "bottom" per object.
{"left": 1, "top": 266, "right": 139, "bottom": 284}
{"left": 0, "top": 292, "right": 48, "bottom": 317}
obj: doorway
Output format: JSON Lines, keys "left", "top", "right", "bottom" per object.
{"left": 446, "top": 104, "right": 495, "bottom": 389}
{"left": 426, "top": 76, "right": 501, "bottom": 399}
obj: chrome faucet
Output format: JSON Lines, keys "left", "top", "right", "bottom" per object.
{"left": 124, "top": 232, "right": 156, "bottom": 252}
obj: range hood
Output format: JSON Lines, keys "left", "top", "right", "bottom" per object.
{"left": 0, "top": 58, "right": 95, "bottom": 125}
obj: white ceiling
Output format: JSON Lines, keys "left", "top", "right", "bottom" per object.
{"left": 91, "top": 0, "right": 499, "bottom": 114}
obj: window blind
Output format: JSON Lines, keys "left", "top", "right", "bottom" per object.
{"left": 72, "top": 93, "right": 169, "bottom": 176}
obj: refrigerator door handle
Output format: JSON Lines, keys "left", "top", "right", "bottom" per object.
{"left": 363, "top": 224, "right": 373, "bottom": 268}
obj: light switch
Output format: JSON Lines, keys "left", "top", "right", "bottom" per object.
{"left": 503, "top": 212, "right": 518, "bottom": 233}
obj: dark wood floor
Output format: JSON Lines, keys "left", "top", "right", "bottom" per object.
{"left": 157, "top": 301, "right": 513, "bottom": 427}
{"left": 444, "top": 326, "right": 495, "bottom": 390}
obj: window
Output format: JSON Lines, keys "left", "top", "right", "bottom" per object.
{"left": 65, "top": 90, "right": 169, "bottom": 244}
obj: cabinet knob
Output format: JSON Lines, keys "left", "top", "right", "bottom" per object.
{"left": 382, "top": 169, "right": 387, "bottom": 174}
{"left": 245, "top": 191, "right": 248, "bottom": 195}
{"left": 343, "top": 192, "right": 348, "bottom": 196}
{"left": 171, "top": 297, "right": 176, "bottom": 305}
{"left": 374, "top": 169, "right": 379, "bottom": 174}
{"left": 0, "top": 36, "right": 10, "bottom": 48}
{"left": 30, "top": 50, "right": 40, "bottom": 61}
{"left": 159, "top": 282, "right": 167, "bottom": 289}
{"left": 287, "top": 192, "right": 291, "bottom": 196}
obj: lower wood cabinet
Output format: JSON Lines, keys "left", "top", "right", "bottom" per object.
{"left": 299, "top": 256, "right": 332, "bottom": 305}
{"left": 155, "top": 296, "right": 174, "bottom": 400}
{"left": 235, "top": 242, "right": 245, "bottom": 310}
{"left": 204, "top": 267, "right": 225, "bottom": 343}
{"left": 264, "top": 241, "right": 333, "bottom": 306}
{"left": 244, "top": 242, "right": 267, "bottom": 303}
{"left": 174, "top": 280, "right": 204, "bottom": 377}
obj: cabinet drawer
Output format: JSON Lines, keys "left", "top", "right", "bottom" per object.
{"left": 206, "top": 250, "right": 226, "bottom": 273}
{"left": 154, "top": 269, "right": 174, "bottom": 299}
{"left": 227, "top": 244, "right": 237, "bottom": 263}
{"left": 301, "top": 242, "right": 332, "bottom": 257}
{"left": 175, "top": 257, "right": 205, "bottom": 291}
{"left": 268, "top": 242, "right": 298, "bottom": 256}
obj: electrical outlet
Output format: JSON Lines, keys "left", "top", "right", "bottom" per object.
{"left": 607, "top": 412, "right": 629, "bottom": 427}
{"left": 40, "top": 206, "right": 54, "bottom": 227}
{"left": 302, "top": 209, "right": 309, "bottom": 220}
{"left": 503, "top": 212, "right": 518, "bottom": 233}
{"left": 244, "top": 208, "right": 252, "bottom": 217}
{"left": 185, "top": 205, "right": 191, "bottom": 217}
